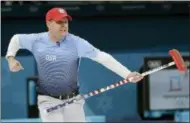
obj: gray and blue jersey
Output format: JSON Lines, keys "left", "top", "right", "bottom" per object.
{"left": 18, "top": 32, "right": 99, "bottom": 96}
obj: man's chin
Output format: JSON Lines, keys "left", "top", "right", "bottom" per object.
{"left": 62, "top": 32, "right": 68, "bottom": 37}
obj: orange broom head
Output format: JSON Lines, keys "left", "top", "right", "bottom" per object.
{"left": 169, "top": 49, "right": 187, "bottom": 72}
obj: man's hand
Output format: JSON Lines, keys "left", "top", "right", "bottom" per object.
{"left": 126, "top": 72, "right": 144, "bottom": 83}
{"left": 7, "top": 56, "right": 24, "bottom": 72}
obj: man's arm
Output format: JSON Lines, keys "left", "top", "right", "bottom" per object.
{"left": 6, "top": 35, "right": 20, "bottom": 60}
{"left": 6, "top": 33, "right": 37, "bottom": 59}
{"left": 90, "top": 51, "right": 131, "bottom": 79}
{"left": 76, "top": 36, "right": 144, "bottom": 81}
{"left": 75, "top": 35, "right": 131, "bottom": 78}
{"left": 6, "top": 33, "right": 38, "bottom": 72}
{"left": 90, "top": 51, "right": 144, "bottom": 82}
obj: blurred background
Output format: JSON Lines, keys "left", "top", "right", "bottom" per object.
{"left": 1, "top": 1, "right": 190, "bottom": 122}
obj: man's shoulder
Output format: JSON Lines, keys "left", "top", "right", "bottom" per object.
{"left": 37, "top": 32, "right": 48, "bottom": 36}
{"left": 37, "top": 32, "right": 48, "bottom": 39}
{"left": 68, "top": 33, "right": 79, "bottom": 40}
{"left": 31, "top": 32, "right": 48, "bottom": 38}
{"left": 17, "top": 32, "right": 48, "bottom": 39}
{"left": 67, "top": 33, "right": 86, "bottom": 42}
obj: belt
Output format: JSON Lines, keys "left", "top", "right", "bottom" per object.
{"left": 37, "top": 89, "right": 79, "bottom": 100}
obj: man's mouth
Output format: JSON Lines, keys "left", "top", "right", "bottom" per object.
{"left": 60, "top": 29, "right": 67, "bottom": 36}
{"left": 60, "top": 29, "right": 67, "bottom": 32}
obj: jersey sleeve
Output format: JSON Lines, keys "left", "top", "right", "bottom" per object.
{"left": 17, "top": 33, "right": 38, "bottom": 52}
{"left": 76, "top": 36, "right": 100, "bottom": 59}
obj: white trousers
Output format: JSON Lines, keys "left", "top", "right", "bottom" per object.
{"left": 37, "top": 95, "right": 86, "bottom": 122}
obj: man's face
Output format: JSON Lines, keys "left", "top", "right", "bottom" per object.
{"left": 47, "top": 18, "right": 69, "bottom": 39}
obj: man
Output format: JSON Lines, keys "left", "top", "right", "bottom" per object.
{"left": 6, "top": 7, "right": 143, "bottom": 122}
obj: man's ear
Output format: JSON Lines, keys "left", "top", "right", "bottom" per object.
{"left": 46, "top": 21, "right": 51, "bottom": 29}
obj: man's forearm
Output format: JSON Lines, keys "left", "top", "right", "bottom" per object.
{"left": 91, "top": 51, "right": 131, "bottom": 79}
{"left": 6, "top": 34, "right": 20, "bottom": 60}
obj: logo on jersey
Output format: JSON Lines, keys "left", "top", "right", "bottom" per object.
{"left": 45, "top": 55, "right": 56, "bottom": 61}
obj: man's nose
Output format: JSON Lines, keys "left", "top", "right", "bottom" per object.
{"left": 61, "top": 24, "right": 66, "bottom": 27}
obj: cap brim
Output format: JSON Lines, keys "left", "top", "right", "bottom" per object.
{"left": 54, "top": 14, "right": 72, "bottom": 22}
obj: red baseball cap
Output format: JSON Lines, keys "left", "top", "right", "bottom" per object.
{"left": 46, "top": 7, "right": 72, "bottom": 22}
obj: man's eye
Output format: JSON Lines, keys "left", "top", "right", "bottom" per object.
{"left": 57, "top": 21, "right": 62, "bottom": 24}
{"left": 57, "top": 21, "right": 67, "bottom": 24}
